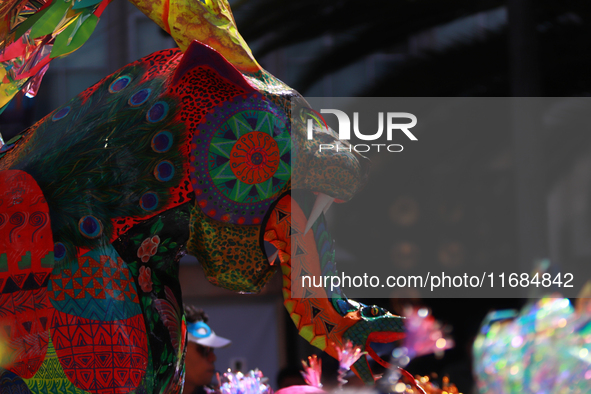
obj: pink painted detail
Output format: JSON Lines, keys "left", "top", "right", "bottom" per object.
{"left": 138, "top": 266, "right": 153, "bottom": 292}
{"left": 137, "top": 235, "right": 160, "bottom": 263}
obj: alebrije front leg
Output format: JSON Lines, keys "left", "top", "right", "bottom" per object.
{"left": 112, "top": 204, "right": 190, "bottom": 394}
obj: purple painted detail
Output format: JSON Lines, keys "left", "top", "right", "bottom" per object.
{"left": 78, "top": 215, "right": 102, "bottom": 239}
{"left": 52, "top": 106, "right": 71, "bottom": 121}
{"left": 54, "top": 242, "right": 66, "bottom": 260}
{"left": 250, "top": 152, "right": 264, "bottom": 165}
{"left": 129, "top": 89, "right": 151, "bottom": 106}
{"left": 147, "top": 102, "right": 168, "bottom": 122}
{"left": 109, "top": 75, "right": 132, "bottom": 93}
{"left": 154, "top": 161, "right": 174, "bottom": 182}
{"left": 0, "top": 369, "right": 32, "bottom": 394}
{"left": 152, "top": 131, "right": 173, "bottom": 153}
{"left": 140, "top": 192, "right": 158, "bottom": 211}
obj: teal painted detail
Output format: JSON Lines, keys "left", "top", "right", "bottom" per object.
{"left": 18, "top": 251, "right": 32, "bottom": 270}
{"left": 48, "top": 244, "right": 141, "bottom": 321}
{"left": 40, "top": 251, "right": 55, "bottom": 268}
{"left": 0, "top": 253, "right": 7, "bottom": 272}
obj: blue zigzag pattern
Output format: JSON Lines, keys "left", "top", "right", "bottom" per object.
{"left": 49, "top": 296, "right": 141, "bottom": 322}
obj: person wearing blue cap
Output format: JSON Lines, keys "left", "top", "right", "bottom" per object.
{"left": 183, "top": 305, "right": 232, "bottom": 394}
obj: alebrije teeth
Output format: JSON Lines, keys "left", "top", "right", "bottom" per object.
{"left": 304, "top": 193, "right": 335, "bottom": 235}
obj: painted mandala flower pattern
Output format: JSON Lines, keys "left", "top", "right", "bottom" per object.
{"left": 190, "top": 94, "right": 291, "bottom": 225}
{"left": 208, "top": 108, "right": 290, "bottom": 205}
{"left": 230, "top": 131, "right": 280, "bottom": 185}
{"left": 138, "top": 266, "right": 153, "bottom": 292}
{"left": 137, "top": 235, "right": 160, "bottom": 263}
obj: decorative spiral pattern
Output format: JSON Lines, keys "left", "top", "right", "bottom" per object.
{"left": 9, "top": 212, "right": 25, "bottom": 242}
{"left": 0, "top": 213, "right": 5, "bottom": 228}
{"left": 29, "top": 211, "right": 47, "bottom": 242}
{"left": 9, "top": 212, "right": 25, "bottom": 226}
{"left": 190, "top": 94, "right": 291, "bottom": 225}
{"left": 29, "top": 211, "right": 46, "bottom": 227}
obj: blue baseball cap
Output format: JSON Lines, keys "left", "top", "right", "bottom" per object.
{"left": 187, "top": 320, "right": 231, "bottom": 348}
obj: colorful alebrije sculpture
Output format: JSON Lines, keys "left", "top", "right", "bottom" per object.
{"left": 0, "top": 0, "right": 405, "bottom": 392}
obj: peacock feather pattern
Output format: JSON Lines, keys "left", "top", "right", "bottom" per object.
{"left": 7, "top": 61, "right": 186, "bottom": 257}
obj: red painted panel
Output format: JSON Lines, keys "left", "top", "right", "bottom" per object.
{"left": 51, "top": 311, "right": 148, "bottom": 394}
{"left": 0, "top": 170, "right": 54, "bottom": 379}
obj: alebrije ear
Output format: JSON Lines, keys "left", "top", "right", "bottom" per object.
{"left": 172, "top": 40, "right": 257, "bottom": 93}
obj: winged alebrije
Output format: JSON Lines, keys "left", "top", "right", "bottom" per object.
{"left": 0, "top": 0, "right": 405, "bottom": 391}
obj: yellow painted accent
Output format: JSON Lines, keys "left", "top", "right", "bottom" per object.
{"left": 290, "top": 313, "right": 301, "bottom": 327}
{"left": 23, "top": 336, "right": 90, "bottom": 393}
{"left": 281, "top": 264, "right": 291, "bottom": 276}
{"left": 299, "top": 324, "right": 315, "bottom": 342}
{"left": 0, "top": 68, "right": 25, "bottom": 109}
{"left": 278, "top": 250, "right": 290, "bottom": 262}
{"left": 129, "top": 0, "right": 260, "bottom": 74}
{"left": 271, "top": 240, "right": 286, "bottom": 250}
{"left": 264, "top": 230, "right": 277, "bottom": 240}
{"left": 282, "top": 289, "right": 290, "bottom": 300}
{"left": 311, "top": 335, "right": 327, "bottom": 350}
{"left": 282, "top": 275, "right": 290, "bottom": 289}
{"left": 284, "top": 300, "right": 296, "bottom": 314}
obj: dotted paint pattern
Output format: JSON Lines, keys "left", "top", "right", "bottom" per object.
{"left": 171, "top": 66, "right": 247, "bottom": 132}
{"left": 187, "top": 204, "right": 275, "bottom": 293}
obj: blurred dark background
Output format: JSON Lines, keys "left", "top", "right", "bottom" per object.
{"left": 3, "top": 1, "right": 591, "bottom": 392}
